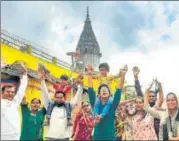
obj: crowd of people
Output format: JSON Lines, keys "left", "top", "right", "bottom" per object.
{"left": 1, "top": 61, "right": 179, "bottom": 141}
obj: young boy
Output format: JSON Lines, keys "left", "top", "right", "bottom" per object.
{"left": 93, "top": 63, "right": 120, "bottom": 89}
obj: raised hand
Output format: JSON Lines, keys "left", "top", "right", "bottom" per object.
{"left": 117, "top": 65, "right": 127, "bottom": 89}
{"left": 19, "top": 61, "right": 27, "bottom": 75}
{"left": 120, "top": 65, "right": 128, "bottom": 77}
{"left": 149, "top": 78, "right": 161, "bottom": 93}
{"left": 124, "top": 65, "right": 128, "bottom": 73}
{"left": 37, "top": 64, "right": 45, "bottom": 79}
{"left": 86, "top": 64, "right": 94, "bottom": 75}
{"left": 132, "top": 66, "right": 140, "bottom": 78}
{"left": 21, "top": 96, "right": 28, "bottom": 105}
{"left": 155, "top": 79, "right": 162, "bottom": 88}
{"left": 76, "top": 73, "right": 84, "bottom": 85}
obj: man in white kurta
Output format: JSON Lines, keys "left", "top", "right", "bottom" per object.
{"left": 1, "top": 63, "right": 28, "bottom": 140}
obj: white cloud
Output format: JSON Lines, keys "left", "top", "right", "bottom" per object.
{"left": 108, "top": 45, "right": 179, "bottom": 95}
{"left": 45, "top": 2, "right": 179, "bottom": 96}
{"left": 2, "top": 1, "right": 179, "bottom": 96}
{"left": 42, "top": 4, "right": 84, "bottom": 64}
{"left": 106, "top": 2, "right": 179, "bottom": 96}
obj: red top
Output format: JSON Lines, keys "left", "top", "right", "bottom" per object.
{"left": 53, "top": 83, "right": 73, "bottom": 93}
{"left": 73, "top": 112, "right": 94, "bottom": 140}
{"left": 53, "top": 83, "right": 73, "bottom": 100}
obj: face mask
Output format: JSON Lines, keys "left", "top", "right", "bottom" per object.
{"left": 100, "top": 87, "right": 109, "bottom": 94}
{"left": 125, "top": 103, "right": 137, "bottom": 116}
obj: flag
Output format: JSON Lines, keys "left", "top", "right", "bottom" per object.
{"left": 75, "top": 49, "right": 80, "bottom": 60}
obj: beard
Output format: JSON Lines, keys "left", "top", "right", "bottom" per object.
{"left": 149, "top": 101, "right": 156, "bottom": 107}
{"left": 56, "top": 102, "right": 65, "bottom": 107}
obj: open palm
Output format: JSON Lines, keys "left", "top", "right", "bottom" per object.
{"left": 132, "top": 66, "right": 140, "bottom": 77}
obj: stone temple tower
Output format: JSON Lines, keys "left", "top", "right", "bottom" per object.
{"left": 76, "top": 7, "right": 102, "bottom": 71}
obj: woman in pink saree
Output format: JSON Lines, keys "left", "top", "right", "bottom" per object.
{"left": 73, "top": 101, "right": 95, "bottom": 140}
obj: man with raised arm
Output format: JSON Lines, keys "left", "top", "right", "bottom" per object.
{"left": 1, "top": 62, "right": 28, "bottom": 140}
{"left": 39, "top": 70, "right": 83, "bottom": 140}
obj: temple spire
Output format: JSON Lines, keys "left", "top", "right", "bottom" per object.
{"left": 76, "top": 6, "right": 101, "bottom": 71}
{"left": 86, "top": 6, "right": 90, "bottom": 20}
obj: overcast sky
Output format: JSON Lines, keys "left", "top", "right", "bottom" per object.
{"left": 2, "top": 1, "right": 179, "bottom": 95}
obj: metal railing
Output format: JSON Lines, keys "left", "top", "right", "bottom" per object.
{"left": 1, "top": 29, "right": 71, "bottom": 69}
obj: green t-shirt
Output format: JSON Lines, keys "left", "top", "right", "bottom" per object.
{"left": 20, "top": 104, "right": 46, "bottom": 141}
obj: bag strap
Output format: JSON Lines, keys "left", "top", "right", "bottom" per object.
{"left": 65, "top": 102, "right": 72, "bottom": 113}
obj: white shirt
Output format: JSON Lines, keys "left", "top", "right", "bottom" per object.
{"left": 1, "top": 75, "right": 28, "bottom": 140}
{"left": 46, "top": 106, "right": 71, "bottom": 138}
{"left": 41, "top": 81, "right": 83, "bottom": 139}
